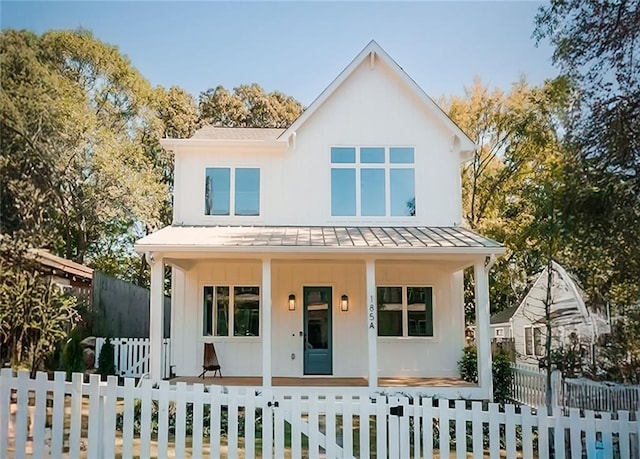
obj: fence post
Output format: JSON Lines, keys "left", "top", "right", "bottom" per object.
{"left": 551, "top": 370, "right": 563, "bottom": 410}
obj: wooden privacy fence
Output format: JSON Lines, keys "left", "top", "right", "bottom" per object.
{"left": 2, "top": 369, "right": 640, "bottom": 459}
{"left": 95, "top": 337, "right": 171, "bottom": 379}
{"left": 512, "top": 363, "right": 640, "bottom": 414}
{"left": 565, "top": 378, "right": 640, "bottom": 413}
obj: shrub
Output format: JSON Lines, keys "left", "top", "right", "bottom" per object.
{"left": 97, "top": 337, "right": 116, "bottom": 379}
{"left": 457, "top": 345, "right": 513, "bottom": 403}
{"left": 458, "top": 345, "right": 478, "bottom": 383}
{"left": 492, "top": 348, "right": 513, "bottom": 404}
{"left": 61, "top": 328, "right": 85, "bottom": 379}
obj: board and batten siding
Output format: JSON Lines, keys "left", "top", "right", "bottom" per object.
{"left": 172, "top": 54, "right": 465, "bottom": 228}
{"left": 171, "top": 260, "right": 465, "bottom": 379}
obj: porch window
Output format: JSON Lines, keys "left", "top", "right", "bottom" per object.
{"left": 202, "top": 285, "right": 260, "bottom": 337}
{"left": 377, "top": 286, "right": 433, "bottom": 337}
{"left": 205, "top": 167, "right": 260, "bottom": 216}
{"left": 524, "top": 325, "right": 545, "bottom": 356}
{"left": 330, "top": 146, "right": 416, "bottom": 217}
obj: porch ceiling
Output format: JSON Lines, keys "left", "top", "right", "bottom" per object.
{"left": 135, "top": 225, "right": 504, "bottom": 256}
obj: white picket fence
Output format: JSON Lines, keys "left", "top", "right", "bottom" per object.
{"left": 2, "top": 369, "right": 639, "bottom": 459}
{"left": 95, "top": 337, "right": 171, "bottom": 379}
{"left": 511, "top": 363, "right": 562, "bottom": 408}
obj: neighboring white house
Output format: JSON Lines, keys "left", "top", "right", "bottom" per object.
{"left": 135, "top": 41, "right": 505, "bottom": 398}
{"left": 489, "top": 306, "right": 516, "bottom": 339}
{"left": 499, "top": 261, "right": 610, "bottom": 366}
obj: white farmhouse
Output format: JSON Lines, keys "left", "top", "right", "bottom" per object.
{"left": 135, "top": 41, "right": 505, "bottom": 399}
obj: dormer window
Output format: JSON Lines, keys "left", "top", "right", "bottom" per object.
{"left": 205, "top": 167, "right": 260, "bottom": 216}
{"left": 330, "top": 146, "right": 416, "bottom": 217}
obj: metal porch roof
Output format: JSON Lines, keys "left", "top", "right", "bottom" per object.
{"left": 135, "top": 226, "right": 503, "bottom": 254}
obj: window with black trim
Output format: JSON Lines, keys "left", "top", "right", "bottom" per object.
{"left": 377, "top": 286, "right": 433, "bottom": 337}
{"left": 203, "top": 286, "right": 260, "bottom": 337}
{"left": 205, "top": 167, "right": 260, "bottom": 216}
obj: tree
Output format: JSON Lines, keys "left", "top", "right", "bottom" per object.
{"left": 0, "top": 236, "right": 80, "bottom": 374}
{"left": 534, "top": 1, "right": 640, "bottom": 312}
{"left": 535, "top": 1, "right": 640, "bottom": 379}
{"left": 198, "top": 83, "right": 303, "bottom": 128}
{"left": 444, "top": 78, "right": 571, "bottom": 318}
{"left": 1, "top": 29, "right": 167, "bottom": 264}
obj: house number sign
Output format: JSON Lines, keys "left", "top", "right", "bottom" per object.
{"left": 368, "top": 295, "right": 375, "bottom": 329}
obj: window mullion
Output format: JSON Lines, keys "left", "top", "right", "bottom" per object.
{"left": 229, "top": 285, "right": 234, "bottom": 337}
{"left": 211, "top": 286, "right": 216, "bottom": 337}
{"left": 385, "top": 148, "right": 391, "bottom": 216}
{"left": 355, "top": 164, "right": 361, "bottom": 216}
{"left": 230, "top": 169, "right": 236, "bottom": 216}
{"left": 402, "top": 286, "right": 408, "bottom": 337}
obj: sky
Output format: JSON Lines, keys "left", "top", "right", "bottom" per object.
{"left": 1, "top": 1, "right": 558, "bottom": 105}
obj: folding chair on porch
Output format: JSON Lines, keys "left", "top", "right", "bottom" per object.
{"left": 199, "top": 342, "right": 222, "bottom": 378}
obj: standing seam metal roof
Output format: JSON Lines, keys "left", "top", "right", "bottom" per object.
{"left": 135, "top": 225, "right": 503, "bottom": 250}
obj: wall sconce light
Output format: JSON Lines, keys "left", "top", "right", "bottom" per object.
{"left": 341, "top": 294, "right": 349, "bottom": 312}
{"left": 288, "top": 294, "right": 296, "bottom": 311}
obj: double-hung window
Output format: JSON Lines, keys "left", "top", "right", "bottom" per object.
{"left": 203, "top": 286, "right": 260, "bottom": 337}
{"left": 205, "top": 167, "right": 260, "bottom": 216}
{"left": 377, "top": 286, "right": 433, "bottom": 337}
{"left": 524, "top": 325, "right": 544, "bottom": 356}
{"left": 330, "top": 147, "right": 416, "bottom": 217}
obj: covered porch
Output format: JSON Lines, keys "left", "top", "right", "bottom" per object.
{"left": 136, "top": 226, "right": 503, "bottom": 399}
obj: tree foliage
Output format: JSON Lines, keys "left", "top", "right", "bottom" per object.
{"left": 444, "top": 78, "right": 571, "bottom": 317}
{"left": 535, "top": 1, "right": 640, "bottom": 316}
{"left": 0, "top": 29, "right": 167, "bottom": 265}
{"left": 199, "top": 83, "right": 303, "bottom": 128}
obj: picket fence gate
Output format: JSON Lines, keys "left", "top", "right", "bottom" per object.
{"left": 1, "top": 369, "right": 639, "bottom": 459}
{"left": 95, "top": 337, "right": 171, "bottom": 379}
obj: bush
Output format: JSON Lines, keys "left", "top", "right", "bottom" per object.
{"left": 492, "top": 348, "right": 513, "bottom": 404}
{"left": 97, "top": 337, "right": 116, "bottom": 379}
{"left": 458, "top": 345, "right": 478, "bottom": 383}
{"left": 457, "top": 345, "right": 513, "bottom": 403}
{"left": 61, "top": 328, "right": 85, "bottom": 378}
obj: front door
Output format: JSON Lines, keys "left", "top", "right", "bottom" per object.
{"left": 303, "top": 286, "right": 332, "bottom": 375}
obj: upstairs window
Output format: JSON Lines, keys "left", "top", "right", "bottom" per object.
{"left": 330, "top": 147, "right": 415, "bottom": 217}
{"left": 205, "top": 167, "right": 260, "bottom": 216}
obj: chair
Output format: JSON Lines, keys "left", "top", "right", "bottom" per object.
{"left": 199, "top": 342, "right": 222, "bottom": 378}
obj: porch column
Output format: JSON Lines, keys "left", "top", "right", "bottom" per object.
{"left": 262, "top": 258, "right": 272, "bottom": 388}
{"left": 149, "top": 253, "right": 164, "bottom": 382}
{"left": 366, "top": 259, "right": 377, "bottom": 389}
{"left": 474, "top": 259, "right": 493, "bottom": 400}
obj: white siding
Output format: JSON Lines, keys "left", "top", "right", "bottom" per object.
{"left": 172, "top": 259, "right": 465, "bottom": 379}
{"left": 173, "top": 57, "right": 463, "bottom": 228}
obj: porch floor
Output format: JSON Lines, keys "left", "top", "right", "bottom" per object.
{"left": 171, "top": 376, "right": 473, "bottom": 388}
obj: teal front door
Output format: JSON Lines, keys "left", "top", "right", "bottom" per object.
{"left": 303, "top": 286, "right": 332, "bottom": 375}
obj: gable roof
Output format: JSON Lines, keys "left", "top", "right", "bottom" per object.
{"left": 490, "top": 306, "right": 518, "bottom": 325}
{"left": 278, "top": 40, "right": 477, "bottom": 153}
{"left": 31, "top": 249, "right": 93, "bottom": 282}
{"left": 192, "top": 127, "right": 285, "bottom": 141}
{"left": 512, "top": 261, "right": 609, "bottom": 332}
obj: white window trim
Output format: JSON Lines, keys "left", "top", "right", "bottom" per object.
{"left": 523, "top": 324, "right": 545, "bottom": 357}
{"left": 203, "top": 166, "right": 262, "bottom": 218}
{"left": 330, "top": 146, "right": 416, "bottom": 218}
{"left": 376, "top": 284, "right": 436, "bottom": 339}
{"left": 201, "top": 284, "right": 261, "bottom": 339}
